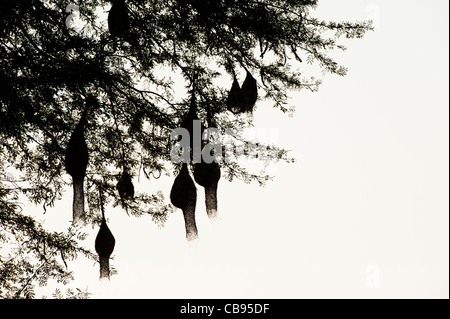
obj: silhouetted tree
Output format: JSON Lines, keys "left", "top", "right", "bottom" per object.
{"left": 0, "top": 0, "right": 372, "bottom": 297}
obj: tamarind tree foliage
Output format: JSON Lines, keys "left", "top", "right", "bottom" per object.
{"left": 0, "top": 0, "right": 372, "bottom": 298}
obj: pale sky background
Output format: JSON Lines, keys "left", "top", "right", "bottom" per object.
{"left": 26, "top": 0, "right": 449, "bottom": 299}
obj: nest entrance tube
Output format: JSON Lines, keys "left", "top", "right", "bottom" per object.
{"left": 99, "top": 256, "right": 111, "bottom": 280}
{"left": 204, "top": 183, "right": 218, "bottom": 219}
{"left": 72, "top": 181, "right": 85, "bottom": 225}
{"left": 183, "top": 198, "right": 198, "bottom": 241}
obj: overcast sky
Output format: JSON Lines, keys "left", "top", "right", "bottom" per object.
{"left": 31, "top": 0, "right": 449, "bottom": 298}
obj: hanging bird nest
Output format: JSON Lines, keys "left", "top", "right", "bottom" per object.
{"left": 170, "top": 163, "right": 198, "bottom": 241}
{"left": 64, "top": 110, "right": 89, "bottom": 225}
{"left": 193, "top": 161, "right": 221, "bottom": 219}
{"left": 108, "top": 0, "right": 130, "bottom": 38}
{"left": 241, "top": 71, "right": 258, "bottom": 113}
{"left": 95, "top": 197, "right": 116, "bottom": 280}
{"left": 193, "top": 161, "right": 221, "bottom": 188}
{"left": 116, "top": 170, "right": 135, "bottom": 201}
{"left": 226, "top": 70, "right": 258, "bottom": 114}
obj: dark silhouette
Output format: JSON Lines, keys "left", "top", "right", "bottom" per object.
{"left": 108, "top": 0, "right": 130, "bottom": 39}
{"left": 226, "top": 71, "right": 258, "bottom": 114}
{"left": 0, "top": 0, "right": 373, "bottom": 293}
{"left": 116, "top": 169, "right": 135, "bottom": 215}
{"left": 241, "top": 71, "right": 258, "bottom": 113}
{"left": 64, "top": 109, "right": 89, "bottom": 225}
{"left": 193, "top": 161, "right": 221, "bottom": 219}
{"left": 95, "top": 205, "right": 116, "bottom": 280}
{"left": 226, "top": 75, "right": 244, "bottom": 114}
{"left": 116, "top": 170, "right": 135, "bottom": 201}
{"left": 170, "top": 163, "right": 198, "bottom": 241}
{"left": 193, "top": 108, "right": 222, "bottom": 219}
